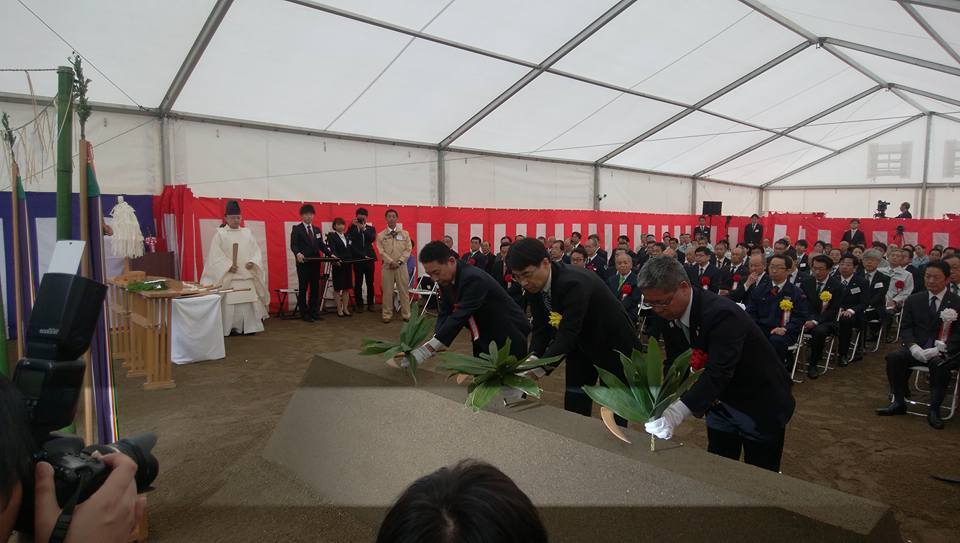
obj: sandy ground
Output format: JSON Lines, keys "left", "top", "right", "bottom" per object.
{"left": 103, "top": 309, "right": 959, "bottom": 543}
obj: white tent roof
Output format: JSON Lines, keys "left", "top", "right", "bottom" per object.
{"left": 2, "top": 0, "right": 958, "bottom": 188}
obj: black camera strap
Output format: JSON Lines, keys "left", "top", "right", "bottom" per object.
{"left": 47, "top": 471, "right": 91, "bottom": 543}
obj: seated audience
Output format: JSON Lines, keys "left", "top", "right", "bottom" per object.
{"left": 795, "top": 239, "right": 810, "bottom": 273}
{"left": 876, "top": 261, "right": 960, "bottom": 430}
{"left": 860, "top": 249, "right": 891, "bottom": 331}
{"left": 945, "top": 254, "right": 960, "bottom": 296}
{"left": 719, "top": 245, "right": 749, "bottom": 295}
{"left": 583, "top": 237, "right": 606, "bottom": 278}
{"left": 830, "top": 255, "right": 869, "bottom": 366}
{"left": 569, "top": 246, "right": 587, "bottom": 267}
{"left": 746, "top": 254, "right": 808, "bottom": 365}
{"left": 608, "top": 252, "right": 641, "bottom": 321}
{"left": 462, "top": 236, "right": 488, "bottom": 269}
{"left": 912, "top": 244, "right": 929, "bottom": 267}
{"left": 729, "top": 253, "right": 767, "bottom": 303}
{"left": 548, "top": 240, "right": 565, "bottom": 264}
{"left": 688, "top": 247, "right": 721, "bottom": 293}
{"left": 588, "top": 233, "right": 607, "bottom": 263}
{"left": 803, "top": 255, "right": 847, "bottom": 379}
{"left": 376, "top": 459, "right": 548, "bottom": 543}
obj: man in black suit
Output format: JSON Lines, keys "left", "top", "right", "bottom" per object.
{"left": 719, "top": 246, "right": 749, "bottom": 295}
{"left": 693, "top": 216, "right": 711, "bottom": 241}
{"left": 944, "top": 254, "right": 960, "bottom": 297}
{"left": 744, "top": 214, "right": 763, "bottom": 247}
{"left": 639, "top": 256, "right": 795, "bottom": 472}
{"left": 802, "top": 255, "right": 846, "bottom": 379}
{"left": 877, "top": 261, "right": 960, "bottom": 429}
{"left": 728, "top": 253, "right": 767, "bottom": 303}
{"left": 548, "top": 239, "right": 566, "bottom": 264}
{"left": 841, "top": 219, "right": 866, "bottom": 247}
{"left": 824, "top": 254, "right": 869, "bottom": 366}
{"left": 404, "top": 241, "right": 530, "bottom": 367}
{"left": 491, "top": 242, "right": 524, "bottom": 307}
{"left": 507, "top": 239, "right": 638, "bottom": 422}
{"left": 290, "top": 204, "right": 336, "bottom": 321}
{"left": 608, "top": 236, "right": 636, "bottom": 269}
{"left": 746, "top": 255, "right": 808, "bottom": 366}
{"left": 462, "top": 236, "right": 488, "bottom": 270}
{"left": 688, "top": 247, "right": 722, "bottom": 293}
{"left": 583, "top": 237, "right": 607, "bottom": 279}
{"left": 712, "top": 240, "right": 730, "bottom": 272}
{"left": 587, "top": 234, "right": 607, "bottom": 265}
{"left": 795, "top": 240, "right": 810, "bottom": 274}
{"left": 346, "top": 207, "right": 377, "bottom": 312}
{"left": 860, "top": 249, "right": 891, "bottom": 335}
{"left": 608, "top": 251, "right": 641, "bottom": 322}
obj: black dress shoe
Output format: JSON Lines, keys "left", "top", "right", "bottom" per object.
{"left": 367, "top": 304, "right": 375, "bottom": 312}
{"left": 807, "top": 365, "right": 819, "bottom": 380}
{"left": 838, "top": 358, "right": 849, "bottom": 367}
{"left": 355, "top": 305, "right": 364, "bottom": 313}
{"left": 928, "top": 410, "right": 945, "bottom": 430}
{"left": 876, "top": 402, "right": 907, "bottom": 416}
{"left": 302, "top": 316, "right": 314, "bottom": 323}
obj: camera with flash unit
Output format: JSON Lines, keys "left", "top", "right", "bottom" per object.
{"left": 11, "top": 272, "right": 159, "bottom": 537}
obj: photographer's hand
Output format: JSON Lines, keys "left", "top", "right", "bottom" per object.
{"left": 35, "top": 453, "right": 145, "bottom": 543}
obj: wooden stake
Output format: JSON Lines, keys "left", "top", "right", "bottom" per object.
{"left": 79, "top": 140, "right": 94, "bottom": 446}
{"left": 231, "top": 243, "right": 238, "bottom": 269}
{"left": 10, "top": 162, "right": 24, "bottom": 358}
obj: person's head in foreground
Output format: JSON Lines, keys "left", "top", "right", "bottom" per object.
{"left": 636, "top": 256, "right": 692, "bottom": 321}
{"left": 376, "top": 460, "right": 548, "bottom": 543}
{"left": 420, "top": 241, "right": 459, "bottom": 286}
{"left": 506, "top": 238, "right": 552, "bottom": 293}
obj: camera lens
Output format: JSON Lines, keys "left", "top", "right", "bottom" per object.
{"left": 85, "top": 432, "right": 159, "bottom": 492}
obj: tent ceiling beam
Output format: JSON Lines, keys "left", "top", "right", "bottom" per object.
{"left": 0, "top": 91, "right": 158, "bottom": 117}
{"left": 739, "top": 0, "right": 928, "bottom": 114}
{"left": 159, "top": 0, "right": 233, "bottom": 115}
{"left": 897, "top": 0, "right": 960, "bottom": 14}
{"left": 285, "top": 1, "right": 831, "bottom": 160}
{"left": 767, "top": 182, "right": 960, "bottom": 190}
{"left": 821, "top": 37, "right": 960, "bottom": 78}
{"left": 761, "top": 114, "right": 924, "bottom": 188}
{"left": 892, "top": 84, "right": 960, "bottom": 108}
{"left": 437, "top": 0, "right": 637, "bottom": 149}
{"left": 693, "top": 85, "right": 882, "bottom": 178}
{"left": 594, "top": 41, "right": 811, "bottom": 165}
{"left": 551, "top": 68, "right": 834, "bottom": 151}
{"left": 899, "top": 1, "right": 960, "bottom": 66}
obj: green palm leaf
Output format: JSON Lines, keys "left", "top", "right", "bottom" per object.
{"left": 581, "top": 384, "right": 648, "bottom": 422}
{"left": 466, "top": 380, "right": 501, "bottom": 411}
{"left": 502, "top": 374, "right": 541, "bottom": 398}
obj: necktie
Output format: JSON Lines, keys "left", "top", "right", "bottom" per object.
{"left": 772, "top": 286, "right": 780, "bottom": 296}
{"left": 543, "top": 290, "right": 553, "bottom": 312}
{"left": 842, "top": 279, "right": 848, "bottom": 287}
{"left": 699, "top": 267, "right": 705, "bottom": 277}
{"left": 817, "top": 282, "right": 824, "bottom": 293}
{"left": 676, "top": 320, "right": 691, "bottom": 343}
{"left": 930, "top": 295, "right": 938, "bottom": 318}
{"left": 618, "top": 275, "right": 625, "bottom": 288}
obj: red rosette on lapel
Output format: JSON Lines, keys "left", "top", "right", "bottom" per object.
{"left": 690, "top": 348, "right": 708, "bottom": 371}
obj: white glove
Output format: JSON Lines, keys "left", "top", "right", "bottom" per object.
{"left": 935, "top": 340, "right": 947, "bottom": 354}
{"left": 842, "top": 309, "right": 855, "bottom": 318}
{"left": 426, "top": 337, "right": 446, "bottom": 351}
{"left": 643, "top": 400, "right": 692, "bottom": 441}
{"left": 909, "top": 344, "right": 925, "bottom": 362}
{"left": 921, "top": 347, "right": 941, "bottom": 361}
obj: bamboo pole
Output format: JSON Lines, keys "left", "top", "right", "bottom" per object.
{"left": 79, "top": 139, "right": 94, "bottom": 445}
{"left": 10, "top": 162, "right": 24, "bottom": 358}
{"left": 55, "top": 66, "right": 73, "bottom": 241}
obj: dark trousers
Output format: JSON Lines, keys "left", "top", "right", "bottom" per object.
{"left": 707, "top": 426, "right": 786, "bottom": 472}
{"left": 296, "top": 264, "right": 320, "bottom": 318}
{"left": 886, "top": 348, "right": 958, "bottom": 410}
{"left": 353, "top": 259, "right": 375, "bottom": 306}
{"left": 706, "top": 404, "right": 786, "bottom": 472}
{"left": 808, "top": 317, "right": 856, "bottom": 362}
{"left": 565, "top": 350, "right": 627, "bottom": 427}
{"left": 767, "top": 333, "right": 795, "bottom": 366}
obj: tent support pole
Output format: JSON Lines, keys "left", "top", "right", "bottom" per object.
{"left": 919, "top": 112, "right": 933, "bottom": 218}
{"left": 437, "top": 149, "right": 445, "bottom": 206}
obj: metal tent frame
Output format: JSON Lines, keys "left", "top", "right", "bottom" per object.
{"left": 6, "top": 0, "right": 958, "bottom": 215}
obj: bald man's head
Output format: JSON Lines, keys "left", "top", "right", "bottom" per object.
{"left": 748, "top": 254, "right": 765, "bottom": 275}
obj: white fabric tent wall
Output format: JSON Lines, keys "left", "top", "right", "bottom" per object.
{"left": 764, "top": 186, "right": 924, "bottom": 217}
{"left": 597, "top": 169, "right": 690, "bottom": 214}
{"left": 0, "top": 101, "right": 161, "bottom": 195}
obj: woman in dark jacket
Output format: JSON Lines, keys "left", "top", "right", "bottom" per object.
{"left": 327, "top": 217, "right": 353, "bottom": 317}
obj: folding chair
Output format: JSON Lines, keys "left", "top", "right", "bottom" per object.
{"left": 825, "top": 325, "right": 860, "bottom": 367}
{"left": 788, "top": 333, "right": 811, "bottom": 383}
{"left": 861, "top": 315, "right": 884, "bottom": 353}
{"left": 408, "top": 275, "right": 439, "bottom": 317}
{"left": 905, "top": 365, "right": 959, "bottom": 420}
{"left": 636, "top": 295, "right": 652, "bottom": 340}
{"left": 886, "top": 305, "right": 905, "bottom": 343}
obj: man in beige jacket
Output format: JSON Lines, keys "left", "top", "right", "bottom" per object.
{"left": 376, "top": 208, "right": 413, "bottom": 323}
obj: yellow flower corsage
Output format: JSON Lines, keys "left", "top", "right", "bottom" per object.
{"left": 779, "top": 299, "right": 794, "bottom": 312}
{"left": 549, "top": 311, "right": 563, "bottom": 328}
{"left": 819, "top": 291, "right": 832, "bottom": 302}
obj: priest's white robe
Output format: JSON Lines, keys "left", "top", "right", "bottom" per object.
{"left": 200, "top": 226, "right": 269, "bottom": 335}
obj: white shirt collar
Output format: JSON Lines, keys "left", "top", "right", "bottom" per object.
{"left": 930, "top": 288, "right": 945, "bottom": 302}
{"left": 543, "top": 265, "right": 553, "bottom": 296}
{"left": 679, "top": 289, "right": 694, "bottom": 329}
{"left": 789, "top": 269, "right": 798, "bottom": 282}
